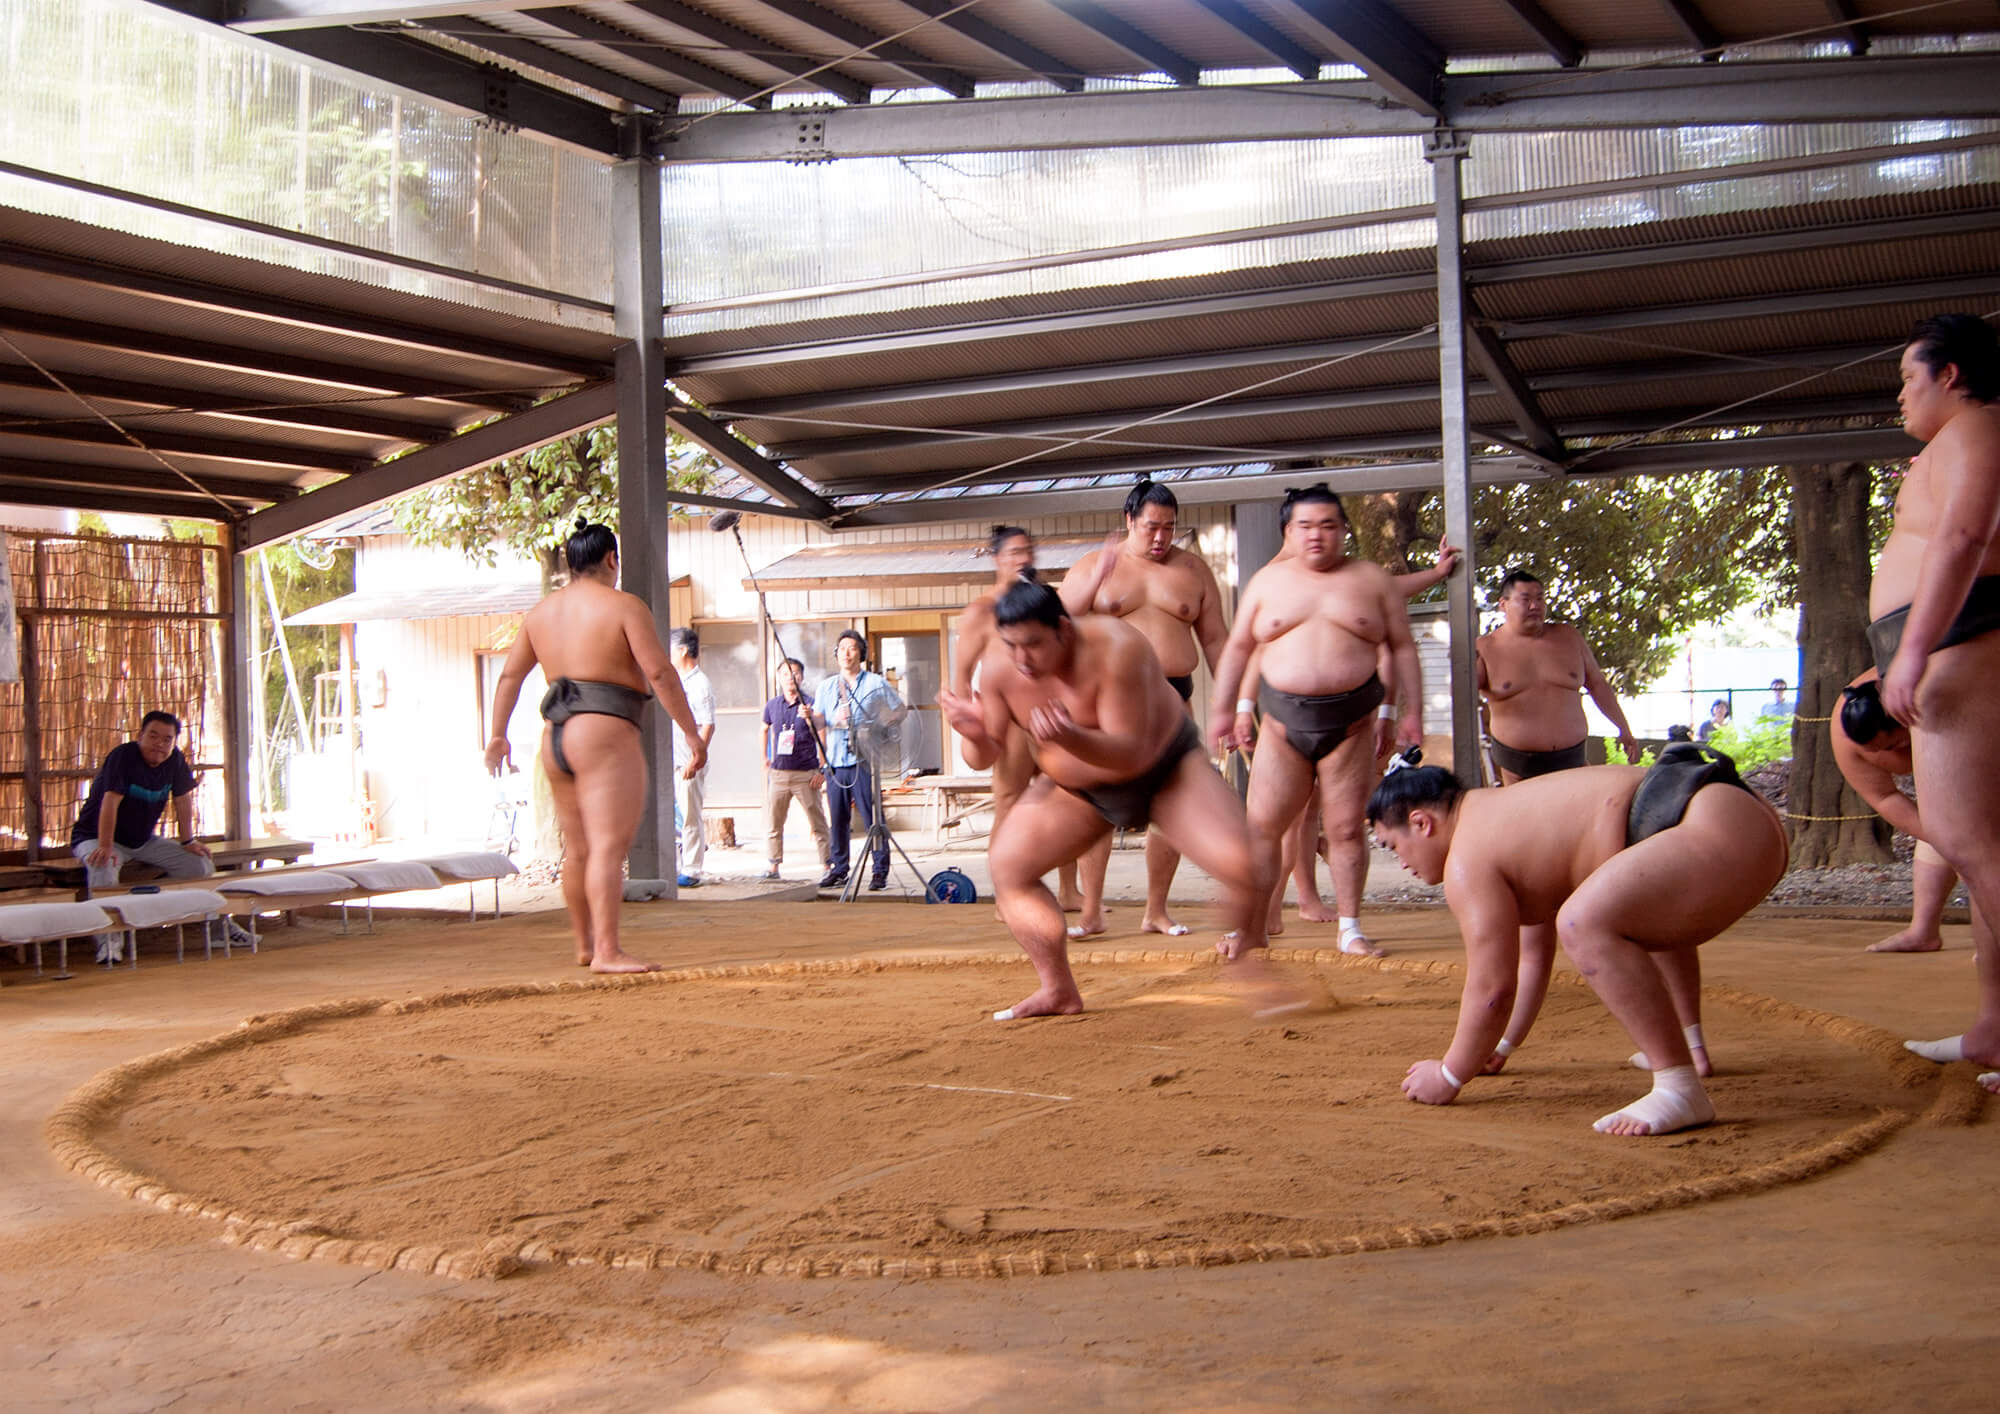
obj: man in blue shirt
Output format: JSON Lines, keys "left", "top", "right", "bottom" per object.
{"left": 811, "top": 630, "right": 905, "bottom": 890}
{"left": 70, "top": 710, "right": 219, "bottom": 962}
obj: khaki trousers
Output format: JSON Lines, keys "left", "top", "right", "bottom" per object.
{"left": 765, "top": 767, "right": 831, "bottom": 866}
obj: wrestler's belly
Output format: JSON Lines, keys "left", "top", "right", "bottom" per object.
{"left": 1258, "top": 625, "right": 1379, "bottom": 697}
{"left": 1869, "top": 530, "right": 1926, "bottom": 619}
{"left": 1120, "top": 605, "right": 1200, "bottom": 676}
{"left": 1485, "top": 687, "right": 1588, "bottom": 752}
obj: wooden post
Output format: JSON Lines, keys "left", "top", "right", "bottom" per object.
{"left": 20, "top": 538, "right": 44, "bottom": 860}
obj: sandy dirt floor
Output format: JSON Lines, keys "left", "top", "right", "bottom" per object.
{"left": 2, "top": 896, "right": 1994, "bottom": 1411}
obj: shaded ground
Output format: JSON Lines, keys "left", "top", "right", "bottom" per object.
{"left": 2, "top": 897, "right": 1993, "bottom": 1410}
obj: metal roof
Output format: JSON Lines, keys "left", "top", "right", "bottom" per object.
{"left": 284, "top": 578, "right": 546, "bottom": 623}
{"left": 24, "top": 3, "right": 2000, "bottom": 537}
{"left": 0, "top": 203, "right": 621, "bottom": 525}
{"left": 747, "top": 532, "right": 1100, "bottom": 588}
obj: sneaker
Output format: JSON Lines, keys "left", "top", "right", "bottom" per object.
{"left": 676, "top": 874, "right": 701, "bottom": 888}
{"left": 225, "top": 920, "right": 256, "bottom": 946}
{"left": 764, "top": 863, "right": 782, "bottom": 880}
{"left": 94, "top": 933, "right": 123, "bottom": 965}
{"left": 817, "top": 867, "right": 848, "bottom": 889}
{"left": 868, "top": 875, "right": 889, "bottom": 892}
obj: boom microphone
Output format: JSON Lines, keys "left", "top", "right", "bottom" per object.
{"left": 708, "top": 510, "right": 743, "bottom": 534}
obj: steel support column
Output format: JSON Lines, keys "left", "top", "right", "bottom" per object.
{"left": 221, "top": 522, "right": 253, "bottom": 845}
{"left": 1425, "top": 130, "right": 1481, "bottom": 786}
{"left": 613, "top": 150, "right": 677, "bottom": 888}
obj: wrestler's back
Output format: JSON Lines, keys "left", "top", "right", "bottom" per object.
{"left": 1456, "top": 767, "right": 1640, "bottom": 922}
{"left": 1091, "top": 548, "right": 1206, "bottom": 675}
{"left": 521, "top": 580, "right": 651, "bottom": 692}
{"left": 1479, "top": 626, "right": 1589, "bottom": 748}
{"left": 1251, "top": 558, "right": 1388, "bottom": 695}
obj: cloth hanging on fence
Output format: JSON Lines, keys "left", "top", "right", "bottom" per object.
{"left": 0, "top": 532, "right": 18, "bottom": 685}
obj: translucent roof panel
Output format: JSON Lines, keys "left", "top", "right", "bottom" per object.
{"left": 0, "top": 0, "right": 613, "bottom": 311}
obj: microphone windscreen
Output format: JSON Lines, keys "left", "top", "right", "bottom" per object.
{"left": 708, "top": 510, "right": 742, "bottom": 534}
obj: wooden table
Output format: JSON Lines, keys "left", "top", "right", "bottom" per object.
{"left": 39, "top": 837, "right": 311, "bottom": 894}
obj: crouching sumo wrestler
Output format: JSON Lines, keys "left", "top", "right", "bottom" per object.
{"left": 937, "top": 580, "right": 1263, "bottom": 1022}
{"left": 1366, "top": 749, "right": 1788, "bottom": 1135}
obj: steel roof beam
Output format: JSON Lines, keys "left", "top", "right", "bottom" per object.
{"left": 412, "top": 17, "right": 682, "bottom": 110}
{"left": 709, "top": 330, "right": 1439, "bottom": 420}
{"left": 658, "top": 57, "right": 2000, "bottom": 159}
{"left": 0, "top": 457, "right": 297, "bottom": 504}
{"left": 522, "top": 8, "right": 771, "bottom": 107}
{"left": 1191, "top": 2, "right": 1322, "bottom": 80}
{"left": 897, "top": 1, "right": 1088, "bottom": 92}
{"left": 833, "top": 456, "right": 1539, "bottom": 526}
{"left": 1278, "top": 0, "right": 1443, "bottom": 116}
{"left": 662, "top": 404, "right": 834, "bottom": 518}
{"left": 733, "top": 0, "right": 975, "bottom": 96}
{"left": 240, "top": 379, "right": 617, "bottom": 548}
{"left": 259, "top": 22, "right": 619, "bottom": 152}
{"left": 1489, "top": 0, "right": 1582, "bottom": 66}
{"left": 0, "top": 481, "right": 246, "bottom": 522}
{"left": 1467, "top": 325, "right": 1563, "bottom": 461}
{"left": 766, "top": 379, "right": 1482, "bottom": 460}
{"left": 1490, "top": 274, "right": 2000, "bottom": 342}
{"left": 671, "top": 273, "right": 1436, "bottom": 374}
{"left": 1, "top": 421, "right": 365, "bottom": 476}
{"left": 1055, "top": 3, "right": 1200, "bottom": 85}
{"left": 1568, "top": 427, "right": 1916, "bottom": 476}
{"left": 0, "top": 363, "right": 445, "bottom": 444}
{"left": 618, "top": 0, "right": 872, "bottom": 105}
{"left": 221, "top": 1, "right": 548, "bottom": 31}
{"left": 1657, "top": 0, "right": 1725, "bottom": 60}
{"left": 830, "top": 430, "right": 1452, "bottom": 495}
{"left": 1556, "top": 394, "right": 1897, "bottom": 437}
{"left": 661, "top": 486, "right": 822, "bottom": 520}
{"left": 0, "top": 307, "right": 546, "bottom": 410}
{"left": 0, "top": 246, "right": 608, "bottom": 379}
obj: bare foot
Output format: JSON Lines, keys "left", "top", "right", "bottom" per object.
{"left": 1961, "top": 1019, "right": 2000, "bottom": 1072}
{"left": 1630, "top": 1045, "right": 1714, "bottom": 1078}
{"left": 992, "top": 987, "right": 1084, "bottom": 1021}
{"left": 590, "top": 949, "right": 662, "bottom": 974}
{"left": 1066, "top": 915, "right": 1108, "bottom": 940}
{"left": 1867, "top": 928, "right": 1944, "bottom": 953}
{"left": 1979, "top": 1072, "right": 1999, "bottom": 1094}
{"left": 575, "top": 947, "right": 593, "bottom": 967}
{"left": 1483, "top": 1051, "right": 1510, "bottom": 1076}
{"left": 1057, "top": 891, "right": 1084, "bottom": 914}
{"left": 1141, "top": 914, "right": 1190, "bottom": 938}
{"left": 1297, "top": 899, "right": 1337, "bottom": 923}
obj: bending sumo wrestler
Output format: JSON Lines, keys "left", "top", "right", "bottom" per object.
{"left": 937, "top": 579, "right": 1263, "bottom": 1022}
{"left": 1366, "top": 753, "right": 1788, "bottom": 1136}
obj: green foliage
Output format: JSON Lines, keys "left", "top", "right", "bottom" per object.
{"left": 391, "top": 423, "right": 720, "bottom": 586}
{"left": 1702, "top": 715, "right": 1794, "bottom": 771}
{"left": 1347, "top": 471, "right": 1786, "bottom": 693}
{"left": 1601, "top": 738, "right": 1658, "bottom": 768}
{"left": 255, "top": 542, "right": 352, "bottom": 745}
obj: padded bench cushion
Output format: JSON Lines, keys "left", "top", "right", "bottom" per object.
{"left": 0, "top": 902, "right": 113, "bottom": 943}
{"left": 99, "top": 890, "right": 231, "bottom": 929}
{"left": 333, "top": 861, "right": 442, "bottom": 893}
{"left": 413, "top": 852, "right": 519, "bottom": 882}
{"left": 214, "top": 870, "right": 360, "bottom": 898}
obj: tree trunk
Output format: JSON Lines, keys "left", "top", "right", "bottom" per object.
{"left": 1787, "top": 461, "right": 1892, "bottom": 867}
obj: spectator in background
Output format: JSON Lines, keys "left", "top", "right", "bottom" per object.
{"left": 669, "top": 628, "right": 715, "bottom": 887}
{"left": 813, "top": 629, "right": 905, "bottom": 891}
{"left": 71, "top": 710, "right": 218, "bottom": 963}
{"left": 762, "top": 657, "right": 830, "bottom": 881}
{"left": 1698, "top": 698, "right": 1731, "bottom": 742}
{"left": 1760, "top": 678, "right": 1795, "bottom": 720}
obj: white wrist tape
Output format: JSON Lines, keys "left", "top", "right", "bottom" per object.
{"left": 1438, "top": 1060, "right": 1464, "bottom": 1090}
{"left": 1378, "top": 702, "right": 1398, "bottom": 719}
{"left": 1236, "top": 698, "right": 1257, "bottom": 715}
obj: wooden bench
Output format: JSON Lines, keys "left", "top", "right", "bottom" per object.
{"left": 39, "top": 837, "right": 311, "bottom": 894}
{"left": 0, "top": 866, "right": 49, "bottom": 893}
